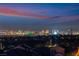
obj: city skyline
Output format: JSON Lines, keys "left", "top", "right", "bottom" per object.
{"left": 0, "top": 3, "right": 79, "bottom": 31}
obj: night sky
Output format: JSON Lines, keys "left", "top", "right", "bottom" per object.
{"left": 0, "top": 3, "right": 79, "bottom": 31}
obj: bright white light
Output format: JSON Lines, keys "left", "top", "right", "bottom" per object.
{"left": 53, "top": 31, "right": 58, "bottom": 35}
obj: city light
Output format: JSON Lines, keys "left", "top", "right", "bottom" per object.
{"left": 53, "top": 31, "right": 58, "bottom": 35}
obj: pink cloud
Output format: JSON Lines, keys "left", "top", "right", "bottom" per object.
{"left": 0, "top": 7, "right": 79, "bottom": 21}
{"left": 0, "top": 7, "right": 50, "bottom": 19}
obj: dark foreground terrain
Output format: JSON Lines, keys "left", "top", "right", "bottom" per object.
{"left": 0, "top": 35, "right": 79, "bottom": 56}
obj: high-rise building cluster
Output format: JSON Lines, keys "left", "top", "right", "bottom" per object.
{"left": 0, "top": 29, "right": 79, "bottom": 36}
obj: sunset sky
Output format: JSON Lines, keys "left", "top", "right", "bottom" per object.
{"left": 0, "top": 3, "right": 79, "bottom": 31}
